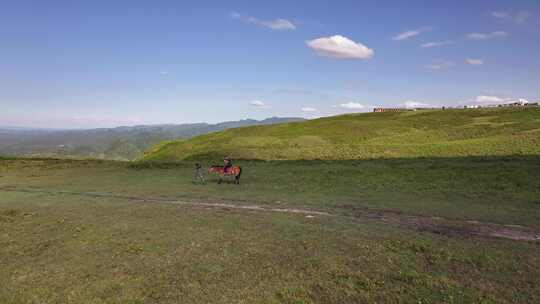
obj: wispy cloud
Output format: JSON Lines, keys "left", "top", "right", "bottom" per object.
{"left": 465, "top": 95, "right": 532, "bottom": 106}
{"left": 392, "top": 27, "right": 432, "bottom": 41}
{"left": 465, "top": 58, "right": 484, "bottom": 65}
{"left": 333, "top": 102, "right": 367, "bottom": 109}
{"left": 465, "top": 31, "right": 508, "bottom": 40}
{"left": 491, "top": 11, "right": 509, "bottom": 19}
{"left": 249, "top": 100, "right": 267, "bottom": 108}
{"left": 427, "top": 61, "right": 454, "bottom": 70}
{"left": 306, "top": 35, "right": 374, "bottom": 59}
{"left": 402, "top": 101, "right": 433, "bottom": 108}
{"left": 0, "top": 115, "right": 148, "bottom": 129}
{"left": 491, "top": 10, "right": 531, "bottom": 24}
{"left": 230, "top": 11, "right": 296, "bottom": 31}
{"left": 301, "top": 107, "right": 317, "bottom": 112}
{"left": 71, "top": 115, "right": 145, "bottom": 125}
{"left": 474, "top": 95, "right": 506, "bottom": 103}
{"left": 421, "top": 40, "right": 454, "bottom": 48}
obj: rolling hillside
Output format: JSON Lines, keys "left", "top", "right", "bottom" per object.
{"left": 0, "top": 117, "right": 303, "bottom": 160}
{"left": 143, "top": 107, "right": 540, "bottom": 161}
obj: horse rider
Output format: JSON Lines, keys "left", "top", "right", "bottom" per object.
{"left": 223, "top": 156, "right": 233, "bottom": 173}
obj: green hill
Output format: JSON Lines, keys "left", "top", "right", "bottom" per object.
{"left": 0, "top": 117, "right": 303, "bottom": 160}
{"left": 142, "top": 107, "right": 540, "bottom": 161}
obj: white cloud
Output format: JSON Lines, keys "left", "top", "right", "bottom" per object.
{"left": 421, "top": 40, "right": 453, "bottom": 48}
{"left": 392, "top": 27, "right": 432, "bottom": 41}
{"left": 463, "top": 96, "right": 533, "bottom": 107}
{"left": 263, "top": 19, "right": 296, "bottom": 30}
{"left": 306, "top": 35, "right": 374, "bottom": 59}
{"left": 465, "top": 31, "right": 508, "bottom": 40}
{"left": 474, "top": 96, "right": 506, "bottom": 103}
{"left": 301, "top": 107, "right": 317, "bottom": 112}
{"left": 230, "top": 12, "right": 296, "bottom": 31}
{"left": 491, "top": 10, "right": 531, "bottom": 24}
{"left": 427, "top": 61, "right": 454, "bottom": 70}
{"left": 249, "top": 100, "right": 267, "bottom": 108}
{"left": 333, "top": 102, "right": 367, "bottom": 109}
{"left": 465, "top": 58, "right": 484, "bottom": 65}
{"left": 402, "top": 101, "right": 432, "bottom": 108}
{"left": 491, "top": 11, "right": 509, "bottom": 19}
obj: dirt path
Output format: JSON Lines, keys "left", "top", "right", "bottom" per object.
{"left": 1, "top": 186, "right": 539, "bottom": 242}
{"left": 338, "top": 205, "right": 540, "bottom": 242}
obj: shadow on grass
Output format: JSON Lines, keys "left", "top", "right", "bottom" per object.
{"left": 129, "top": 154, "right": 540, "bottom": 169}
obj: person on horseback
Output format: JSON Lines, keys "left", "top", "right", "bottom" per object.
{"left": 223, "top": 156, "right": 232, "bottom": 174}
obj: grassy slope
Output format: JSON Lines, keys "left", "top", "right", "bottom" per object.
{"left": 143, "top": 107, "right": 540, "bottom": 161}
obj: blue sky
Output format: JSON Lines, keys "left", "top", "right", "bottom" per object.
{"left": 1, "top": 0, "right": 539, "bottom": 128}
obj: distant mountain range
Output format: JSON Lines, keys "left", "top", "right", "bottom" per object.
{"left": 0, "top": 117, "right": 305, "bottom": 160}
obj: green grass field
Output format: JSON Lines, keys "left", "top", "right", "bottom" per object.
{"left": 143, "top": 107, "right": 540, "bottom": 161}
{"left": 2, "top": 107, "right": 540, "bottom": 303}
{"left": 1, "top": 157, "right": 540, "bottom": 303}
{"left": 4, "top": 156, "right": 538, "bottom": 226}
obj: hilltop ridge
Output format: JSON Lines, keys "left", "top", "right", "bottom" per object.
{"left": 143, "top": 107, "right": 540, "bottom": 161}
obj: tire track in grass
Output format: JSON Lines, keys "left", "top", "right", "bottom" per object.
{"left": 1, "top": 186, "right": 539, "bottom": 242}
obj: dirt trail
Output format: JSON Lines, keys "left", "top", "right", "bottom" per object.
{"left": 339, "top": 205, "right": 540, "bottom": 242}
{"left": 1, "top": 186, "right": 539, "bottom": 242}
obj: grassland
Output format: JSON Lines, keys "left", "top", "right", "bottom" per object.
{"left": 4, "top": 156, "right": 538, "bottom": 226}
{"left": 2, "top": 107, "right": 540, "bottom": 303}
{"left": 1, "top": 158, "right": 540, "bottom": 303}
{"left": 143, "top": 107, "right": 540, "bottom": 161}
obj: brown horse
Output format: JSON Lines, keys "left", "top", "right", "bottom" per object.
{"left": 208, "top": 165, "right": 242, "bottom": 184}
